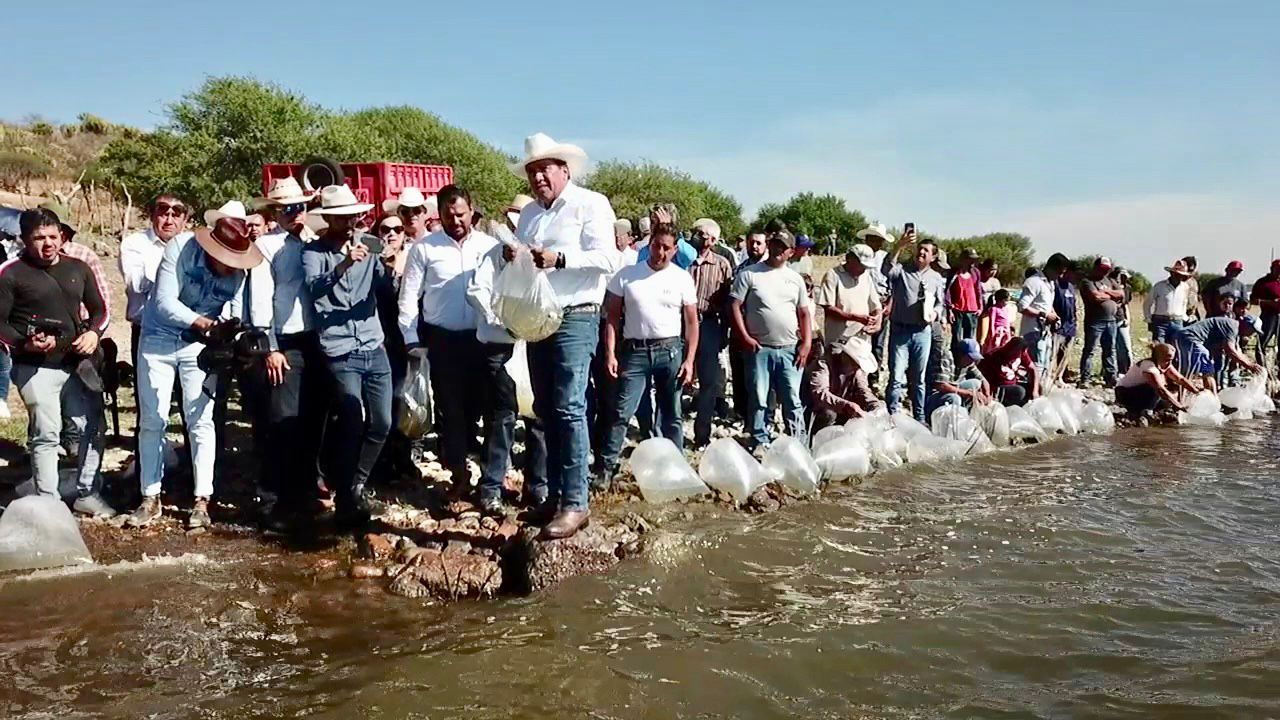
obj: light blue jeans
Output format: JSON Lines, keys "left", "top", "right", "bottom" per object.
{"left": 528, "top": 312, "right": 599, "bottom": 512}
{"left": 13, "top": 364, "right": 103, "bottom": 498}
{"left": 887, "top": 322, "right": 932, "bottom": 423}
{"left": 137, "top": 335, "right": 216, "bottom": 498}
{"left": 747, "top": 345, "right": 804, "bottom": 446}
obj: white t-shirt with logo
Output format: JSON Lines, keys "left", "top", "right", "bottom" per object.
{"left": 607, "top": 261, "right": 697, "bottom": 340}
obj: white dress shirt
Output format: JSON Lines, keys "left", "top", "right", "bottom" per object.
{"left": 1017, "top": 273, "right": 1056, "bottom": 336}
{"left": 1144, "top": 279, "right": 1189, "bottom": 322}
{"left": 246, "top": 230, "right": 315, "bottom": 349}
{"left": 120, "top": 228, "right": 185, "bottom": 324}
{"left": 514, "top": 182, "right": 622, "bottom": 308}
{"left": 398, "top": 228, "right": 499, "bottom": 345}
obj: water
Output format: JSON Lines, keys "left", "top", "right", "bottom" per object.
{"left": 4, "top": 421, "right": 1280, "bottom": 718}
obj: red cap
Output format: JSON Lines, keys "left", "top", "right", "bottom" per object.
{"left": 1227, "top": 260, "right": 1244, "bottom": 272}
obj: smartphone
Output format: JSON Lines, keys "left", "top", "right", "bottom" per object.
{"left": 904, "top": 222, "right": 915, "bottom": 235}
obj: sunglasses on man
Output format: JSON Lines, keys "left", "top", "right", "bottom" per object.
{"left": 279, "top": 203, "right": 307, "bottom": 216}
{"left": 397, "top": 206, "right": 427, "bottom": 218}
{"left": 153, "top": 203, "right": 188, "bottom": 218}
{"left": 379, "top": 223, "right": 405, "bottom": 235}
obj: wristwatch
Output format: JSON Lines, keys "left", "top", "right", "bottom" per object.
{"left": 555, "top": 253, "right": 567, "bottom": 270}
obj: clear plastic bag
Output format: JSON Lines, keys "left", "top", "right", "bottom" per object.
{"left": 1079, "top": 401, "right": 1115, "bottom": 434}
{"left": 628, "top": 438, "right": 708, "bottom": 503}
{"left": 930, "top": 404, "right": 993, "bottom": 455}
{"left": 0, "top": 496, "right": 92, "bottom": 572}
{"left": 1182, "top": 392, "right": 1225, "bottom": 426}
{"left": 906, "top": 433, "right": 969, "bottom": 464}
{"left": 397, "top": 358, "right": 433, "bottom": 440}
{"left": 492, "top": 247, "right": 563, "bottom": 342}
{"left": 1006, "top": 404, "right": 1049, "bottom": 443}
{"left": 505, "top": 341, "right": 536, "bottom": 418}
{"left": 891, "top": 414, "right": 933, "bottom": 441}
{"left": 868, "top": 427, "right": 907, "bottom": 468}
{"left": 810, "top": 425, "right": 849, "bottom": 454}
{"left": 762, "top": 436, "right": 821, "bottom": 495}
{"left": 699, "top": 438, "right": 771, "bottom": 504}
{"left": 1027, "top": 397, "right": 1064, "bottom": 434}
{"left": 972, "top": 401, "right": 1011, "bottom": 446}
{"left": 814, "top": 441, "right": 872, "bottom": 481}
{"left": 1048, "top": 392, "right": 1082, "bottom": 435}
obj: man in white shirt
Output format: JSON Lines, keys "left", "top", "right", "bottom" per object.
{"left": 507, "top": 133, "right": 621, "bottom": 539}
{"left": 119, "top": 193, "right": 191, "bottom": 365}
{"left": 1144, "top": 259, "right": 1193, "bottom": 344}
{"left": 399, "top": 185, "right": 512, "bottom": 511}
{"left": 594, "top": 225, "right": 698, "bottom": 483}
{"left": 614, "top": 219, "right": 638, "bottom": 265}
{"left": 1018, "top": 253, "right": 1069, "bottom": 377}
{"left": 245, "top": 185, "right": 326, "bottom": 530}
{"left": 816, "top": 243, "right": 882, "bottom": 348}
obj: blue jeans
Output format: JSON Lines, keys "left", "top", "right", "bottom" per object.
{"left": 598, "top": 339, "right": 684, "bottom": 472}
{"left": 137, "top": 335, "right": 216, "bottom": 498}
{"left": 924, "top": 377, "right": 982, "bottom": 421}
{"left": 1149, "top": 319, "right": 1182, "bottom": 345}
{"left": 887, "top": 322, "right": 932, "bottom": 423}
{"left": 1023, "top": 325, "right": 1054, "bottom": 377}
{"left": 477, "top": 342, "right": 517, "bottom": 501}
{"left": 693, "top": 314, "right": 725, "bottom": 444}
{"left": 1116, "top": 322, "right": 1133, "bottom": 374}
{"left": 528, "top": 312, "right": 598, "bottom": 513}
{"left": 1080, "top": 319, "right": 1118, "bottom": 385}
{"left": 747, "top": 345, "right": 804, "bottom": 446}
{"left": 0, "top": 350, "right": 12, "bottom": 401}
{"left": 325, "top": 347, "right": 393, "bottom": 509}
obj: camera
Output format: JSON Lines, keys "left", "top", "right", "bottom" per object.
{"left": 190, "top": 318, "right": 272, "bottom": 375}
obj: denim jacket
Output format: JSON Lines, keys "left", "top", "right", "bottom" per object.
{"left": 301, "top": 233, "right": 387, "bottom": 358}
{"left": 140, "top": 233, "right": 244, "bottom": 343}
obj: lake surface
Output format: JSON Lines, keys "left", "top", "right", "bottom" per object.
{"left": 3, "top": 420, "right": 1280, "bottom": 719}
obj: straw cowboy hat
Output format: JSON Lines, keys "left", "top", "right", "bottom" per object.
{"left": 856, "top": 223, "right": 894, "bottom": 244}
{"left": 251, "top": 176, "right": 315, "bottom": 209}
{"left": 195, "top": 217, "right": 265, "bottom": 270}
{"left": 203, "top": 200, "right": 249, "bottom": 227}
{"left": 832, "top": 337, "right": 878, "bottom": 374}
{"left": 505, "top": 193, "right": 534, "bottom": 227}
{"left": 1164, "top": 259, "right": 1193, "bottom": 278}
{"left": 310, "top": 185, "right": 374, "bottom": 216}
{"left": 510, "top": 133, "right": 588, "bottom": 177}
{"left": 383, "top": 186, "right": 432, "bottom": 214}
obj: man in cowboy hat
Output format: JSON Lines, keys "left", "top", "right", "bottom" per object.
{"left": 855, "top": 223, "right": 894, "bottom": 373}
{"left": 252, "top": 177, "right": 315, "bottom": 240}
{"left": 614, "top": 219, "right": 637, "bottom": 265}
{"left": 302, "top": 185, "right": 393, "bottom": 529}
{"left": 804, "top": 338, "right": 882, "bottom": 433}
{"left": 0, "top": 209, "right": 112, "bottom": 515}
{"left": 398, "top": 184, "right": 516, "bottom": 515}
{"left": 383, "top": 186, "right": 438, "bottom": 243}
{"left": 1144, "top": 260, "right": 1193, "bottom": 344}
{"left": 242, "top": 189, "right": 329, "bottom": 529}
{"left": 507, "top": 132, "right": 621, "bottom": 539}
{"left": 126, "top": 215, "right": 263, "bottom": 530}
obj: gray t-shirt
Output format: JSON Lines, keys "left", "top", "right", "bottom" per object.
{"left": 730, "top": 262, "right": 811, "bottom": 347}
{"left": 881, "top": 256, "right": 946, "bottom": 327}
{"left": 1081, "top": 277, "right": 1119, "bottom": 323}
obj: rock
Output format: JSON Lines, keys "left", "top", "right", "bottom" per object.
{"left": 494, "top": 520, "right": 521, "bottom": 542}
{"left": 444, "top": 539, "right": 472, "bottom": 555}
{"left": 361, "top": 533, "right": 398, "bottom": 561}
{"left": 458, "top": 516, "right": 481, "bottom": 532}
{"left": 349, "top": 564, "right": 385, "bottom": 579}
{"left": 621, "top": 512, "right": 652, "bottom": 535}
{"left": 510, "top": 522, "right": 643, "bottom": 593}
{"left": 480, "top": 516, "right": 500, "bottom": 531}
{"left": 385, "top": 549, "right": 503, "bottom": 599}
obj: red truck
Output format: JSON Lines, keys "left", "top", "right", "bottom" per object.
{"left": 262, "top": 158, "right": 453, "bottom": 221}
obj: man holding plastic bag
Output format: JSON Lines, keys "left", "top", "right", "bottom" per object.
{"left": 504, "top": 133, "right": 621, "bottom": 539}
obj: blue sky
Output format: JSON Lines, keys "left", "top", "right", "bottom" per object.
{"left": 5, "top": 0, "right": 1278, "bottom": 277}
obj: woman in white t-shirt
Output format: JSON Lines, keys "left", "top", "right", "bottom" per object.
{"left": 1115, "top": 342, "right": 1199, "bottom": 416}
{"left": 594, "top": 227, "right": 699, "bottom": 482}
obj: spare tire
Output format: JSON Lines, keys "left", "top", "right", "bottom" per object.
{"left": 300, "top": 156, "right": 345, "bottom": 192}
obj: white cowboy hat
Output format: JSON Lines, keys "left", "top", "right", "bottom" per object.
{"left": 505, "top": 194, "right": 534, "bottom": 227}
{"left": 382, "top": 186, "right": 430, "bottom": 214}
{"left": 855, "top": 223, "right": 894, "bottom": 244}
{"left": 849, "top": 243, "right": 874, "bottom": 264}
{"left": 832, "top": 337, "right": 878, "bottom": 374}
{"left": 510, "top": 132, "right": 588, "bottom": 178}
{"left": 250, "top": 176, "right": 315, "bottom": 209}
{"left": 310, "top": 185, "right": 374, "bottom": 216}
{"left": 203, "top": 200, "right": 248, "bottom": 226}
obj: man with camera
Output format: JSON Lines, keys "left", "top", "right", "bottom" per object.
{"left": 0, "top": 209, "right": 111, "bottom": 515}
{"left": 127, "top": 216, "right": 264, "bottom": 530}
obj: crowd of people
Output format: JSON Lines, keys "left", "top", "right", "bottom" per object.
{"left": 1, "top": 133, "right": 1275, "bottom": 541}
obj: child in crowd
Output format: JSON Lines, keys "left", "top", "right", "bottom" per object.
{"left": 978, "top": 288, "right": 1013, "bottom": 353}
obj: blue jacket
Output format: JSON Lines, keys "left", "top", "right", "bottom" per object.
{"left": 140, "top": 234, "right": 244, "bottom": 343}
{"left": 637, "top": 236, "right": 697, "bottom": 269}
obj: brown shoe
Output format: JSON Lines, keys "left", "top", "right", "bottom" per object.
{"left": 541, "top": 509, "right": 590, "bottom": 540}
{"left": 188, "top": 497, "right": 211, "bottom": 530}
{"left": 125, "top": 496, "right": 162, "bottom": 528}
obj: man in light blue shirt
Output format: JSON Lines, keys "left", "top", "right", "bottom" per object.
{"left": 301, "top": 185, "right": 391, "bottom": 530}
{"left": 127, "top": 216, "right": 262, "bottom": 530}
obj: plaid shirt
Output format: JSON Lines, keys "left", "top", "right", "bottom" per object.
{"left": 59, "top": 240, "right": 111, "bottom": 328}
{"left": 689, "top": 251, "right": 734, "bottom": 317}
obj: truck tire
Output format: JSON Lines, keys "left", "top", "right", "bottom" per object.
{"left": 300, "top": 156, "right": 345, "bottom": 192}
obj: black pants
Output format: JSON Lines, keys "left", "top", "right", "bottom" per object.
{"left": 422, "top": 325, "right": 485, "bottom": 479}
{"left": 1116, "top": 384, "right": 1161, "bottom": 414}
{"left": 730, "top": 347, "right": 750, "bottom": 422}
{"left": 996, "top": 383, "right": 1029, "bottom": 407}
{"left": 261, "top": 332, "right": 327, "bottom": 506}
{"left": 476, "top": 342, "right": 517, "bottom": 500}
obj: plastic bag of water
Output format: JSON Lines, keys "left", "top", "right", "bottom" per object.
{"left": 1078, "top": 401, "right": 1115, "bottom": 434}
{"left": 699, "top": 438, "right": 771, "bottom": 503}
{"left": 1027, "top": 397, "right": 1065, "bottom": 434}
{"left": 762, "top": 436, "right": 821, "bottom": 495}
{"left": 972, "top": 401, "right": 1011, "bottom": 446}
{"left": 0, "top": 496, "right": 92, "bottom": 572}
{"left": 492, "top": 248, "right": 563, "bottom": 342}
{"left": 813, "top": 440, "right": 872, "bottom": 481}
{"left": 1006, "top": 405, "right": 1049, "bottom": 443}
{"left": 628, "top": 438, "right": 707, "bottom": 503}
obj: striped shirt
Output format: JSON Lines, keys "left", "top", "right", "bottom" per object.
{"left": 689, "top": 251, "right": 734, "bottom": 316}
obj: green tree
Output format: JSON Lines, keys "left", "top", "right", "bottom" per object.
{"left": 751, "top": 193, "right": 866, "bottom": 252}
{"left": 937, "top": 233, "right": 1036, "bottom": 286}
{"left": 584, "top": 161, "right": 745, "bottom": 238}
{"left": 0, "top": 150, "right": 53, "bottom": 191}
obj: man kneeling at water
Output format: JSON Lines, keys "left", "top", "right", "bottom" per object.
{"left": 1114, "top": 342, "right": 1199, "bottom": 418}
{"left": 804, "top": 338, "right": 881, "bottom": 432}
{"left": 1170, "top": 294, "right": 1262, "bottom": 393}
